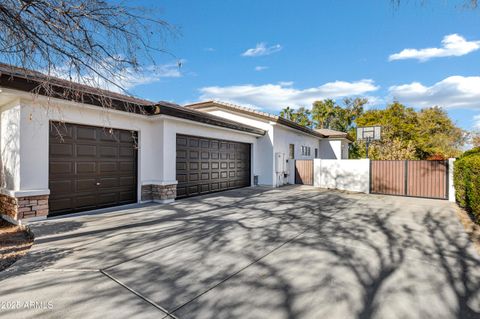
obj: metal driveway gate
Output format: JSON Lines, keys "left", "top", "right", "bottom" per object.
{"left": 295, "top": 160, "right": 314, "bottom": 186}
{"left": 370, "top": 160, "right": 448, "bottom": 199}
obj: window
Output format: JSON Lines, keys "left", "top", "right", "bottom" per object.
{"left": 289, "top": 144, "right": 295, "bottom": 159}
{"left": 315, "top": 148, "right": 318, "bottom": 158}
{"left": 301, "top": 146, "right": 311, "bottom": 157}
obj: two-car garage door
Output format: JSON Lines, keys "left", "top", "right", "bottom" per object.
{"left": 176, "top": 134, "right": 251, "bottom": 198}
{"left": 49, "top": 122, "right": 138, "bottom": 216}
{"left": 48, "top": 124, "right": 251, "bottom": 215}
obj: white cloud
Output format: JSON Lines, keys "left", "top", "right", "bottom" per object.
{"left": 50, "top": 61, "right": 182, "bottom": 93}
{"left": 204, "top": 47, "right": 215, "bottom": 52}
{"left": 199, "top": 79, "right": 379, "bottom": 110}
{"left": 389, "top": 34, "right": 480, "bottom": 62}
{"left": 254, "top": 66, "right": 268, "bottom": 71}
{"left": 474, "top": 115, "right": 480, "bottom": 129}
{"left": 388, "top": 76, "right": 480, "bottom": 109}
{"left": 242, "top": 43, "right": 282, "bottom": 57}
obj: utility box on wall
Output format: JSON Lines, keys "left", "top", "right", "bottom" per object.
{"left": 275, "top": 153, "right": 285, "bottom": 173}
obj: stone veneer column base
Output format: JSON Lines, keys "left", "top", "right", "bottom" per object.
{"left": 141, "top": 183, "right": 177, "bottom": 203}
{"left": 0, "top": 193, "right": 49, "bottom": 223}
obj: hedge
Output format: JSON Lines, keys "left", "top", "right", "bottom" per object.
{"left": 454, "top": 151, "right": 480, "bottom": 222}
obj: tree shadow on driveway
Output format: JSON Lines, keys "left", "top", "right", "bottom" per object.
{"left": 1, "top": 186, "right": 479, "bottom": 319}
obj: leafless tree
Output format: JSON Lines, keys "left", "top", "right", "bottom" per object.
{"left": 0, "top": 0, "right": 177, "bottom": 105}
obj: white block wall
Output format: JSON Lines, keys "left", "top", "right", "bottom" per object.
{"left": 314, "top": 159, "right": 370, "bottom": 193}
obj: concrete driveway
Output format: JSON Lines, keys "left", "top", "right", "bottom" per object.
{"left": 1, "top": 185, "right": 480, "bottom": 319}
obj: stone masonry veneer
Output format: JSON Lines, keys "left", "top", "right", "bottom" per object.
{"left": 0, "top": 194, "right": 49, "bottom": 220}
{"left": 141, "top": 184, "right": 177, "bottom": 202}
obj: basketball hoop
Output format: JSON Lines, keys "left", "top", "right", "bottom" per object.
{"left": 356, "top": 126, "right": 381, "bottom": 158}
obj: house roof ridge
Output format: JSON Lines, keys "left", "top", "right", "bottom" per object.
{"left": 210, "top": 100, "right": 279, "bottom": 120}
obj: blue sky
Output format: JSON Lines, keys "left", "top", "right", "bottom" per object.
{"left": 127, "top": 0, "right": 480, "bottom": 132}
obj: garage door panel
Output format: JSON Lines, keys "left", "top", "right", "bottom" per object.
{"left": 50, "top": 124, "right": 74, "bottom": 140}
{"left": 98, "top": 193, "right": 119, "bottom": 205}
{"left": 188, "top": 185, "right": 199, "bottom": 195}
{"left": 119, "top": 131, "right": 135, "bottom": 143}
{"left": 99, "top": 146, "right": 118, "bottom": 157}
{"left": 75, "top": 194, "right": 98, "bottom": 208}
{"left": 49, "top": 198, "right": 73, "bottom": 212}
{"left": 119, "top": 147, "right": 134, "bottom": 157}
{"left": 76, "top": 162, "right": 96, "bottom": 174}
{"left": 98, "top": 177, "right": 118, "bottom": 188}
{"left": 119, "top": 161, "right": 135, "bottom": 173}
{"left": 176, "top": 186, "right": 187, "bottom": 197}
{"left": 76, "top": 127, "right": 97, "bottom": 140}
{"left": 176, "top": 150, "right": 187, "bottom": 159}
{"left": 119, "top": 191, "right": 136, "bottom": 201}
{"left": 200, "top": 184, "right": 209, "bottom": 193}
{"left": 177, "top": 174, "right": 187, "bottom": 183}
{"left": 119, "top": 176, "right": 135, "bottom": 186}
{"left": 50, "top": 162, "right": 73, "bottom": 174}
{"left": 189, "top": 138, "right": 199, "bottom": 147}
{"left": 176, "top": 134, "right": 250, "bottom": 199}
{"left": 49, "top": 122, "right": 137, "bottom": 216}
{"left": 99, "top": 131, "right": 119, "bottom": 142}
{"left": 176, "top": 162, "right": 187, "bottom": 171}
{"left": 189, "top": 150, "right": 199, "bottom": 159}
{"left": 50, "top": 144, "right": 73, "bottom": 156}
{"left": 99, "top": 162, "right": 117, "bottom": 173}
{"left": 50, "top": 180, "right": 73, "bottom": 194}
{"left": 76, "top": 179, "right": 97, "bottom": 191}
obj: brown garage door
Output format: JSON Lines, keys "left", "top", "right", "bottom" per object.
{"left": 176, "top": 134, "right": 251, "bottom": 198}
{"left": 49, "top": 122, "right": 138, "bottom": 215}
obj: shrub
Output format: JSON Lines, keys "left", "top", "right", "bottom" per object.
{"left": 460, "top": 147, "right": 480, "bottom": 159}
{"left": 454, "top": 153, "right": 480, "bottom": 222}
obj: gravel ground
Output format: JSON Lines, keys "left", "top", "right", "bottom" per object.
{"left": 0, "top": 219, "right": 33, "bottom": 271}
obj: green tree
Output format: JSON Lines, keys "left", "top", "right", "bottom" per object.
{"left": 416, "top": 107, "right": 464, "bottom": 159}
{"left": 294, "top": 107, "right": 312, "bottom": 127}
{"left": 471, "top": 132, "right": 480, "bottom": 148}
{"left": 353, "top": 102, "right": 465, "bottom": 160}
{"left": 280, "top": 106, "right": 295, "bottom": 121}
{"left": 312, "top": 98, "right": 367, "bottom": 132}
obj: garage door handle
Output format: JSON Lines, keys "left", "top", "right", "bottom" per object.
{"left": 96, "top": 182, "right": 101, "bottom": 186}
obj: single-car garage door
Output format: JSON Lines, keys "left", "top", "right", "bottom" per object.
{"left": 49, "top": 122, "right": 138, "bottom": 216}
{"left": 176, "top": 134, "right": 251, "bottom": 198}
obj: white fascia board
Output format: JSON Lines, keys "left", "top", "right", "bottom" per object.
{"left": 153, "top": 114, "right": 265, "bottom": 137}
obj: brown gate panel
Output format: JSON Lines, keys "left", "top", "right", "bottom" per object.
{"left": 176, "top": 134, "right": 251, "bottom": 198}
{"left": 370, "top": 161, "right": 405, "bottom": 196}
{"left": 370, "top": 160, "right": 448, "bottom": 199}
{"left": 49, "top": 122, "right": 138, "bottom": 216}
{"left": 407, "top": 160, "right": 447, "bottom": 199}
{"left": 295, "top": 160, "right": 313, "bottom": 185}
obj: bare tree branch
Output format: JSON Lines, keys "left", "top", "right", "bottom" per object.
{"left": 0, "top": 0, "right": 177, "bottom": 109}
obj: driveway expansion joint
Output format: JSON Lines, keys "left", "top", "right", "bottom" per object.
{"left": 99, "top": 269, "right": 179, "bottom": 318}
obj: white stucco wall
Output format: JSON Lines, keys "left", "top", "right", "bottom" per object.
{"left": 193, "top": 107, "right": 327, "bottom": 187}
{"left": 7, "top": 99, "right": 157, "bottom": 199}
{"left": 0, "top": 94, "right": 262, "bottom": 201}
{"left": 201, "top": 109, "right": 275, "bottom": 186}
{"left": 0, "top": 102, "right": 21, "bottom": 191}
{"left": 314, "top": 159, "right": 370, "bottom": 193}
{"left": 159, "top": 116, "right": 259, "bottom": 185}
{"left": 319, "top": 139, "right": 350, "bottom": 159}
{"left": 273, "top": 125, "right": 320, "bottom": 186}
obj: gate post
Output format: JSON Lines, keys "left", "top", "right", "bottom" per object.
{"left": 448, "top": 158, "right": 456, "bottom": 202}
{"left": 404, "top": 160, "right": 408, "bottom": 196}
